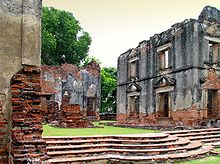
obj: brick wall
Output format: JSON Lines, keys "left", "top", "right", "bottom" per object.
{"left": 202, "top": 68, "right": 220, "bottom": 118}
{"left": 0, "top": 94, "right": 8, "bottom": 163}
{"left": 41, "top": 62, "right": 101, "bottom": 125}
{"left": 45, "top": 101, "right": 60, "bottom": 124}
{"left": 60, "top": 103, "right": 93, "bottom": 128}
{"left": 85, "top": 61, "right": 100, "bottom": 77}
{"left": 10, "top": 65, "right": 46, "bottom": 163}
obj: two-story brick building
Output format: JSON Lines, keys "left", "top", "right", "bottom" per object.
{"left": 117, "top": 6, "right": 220, "bottom": 127}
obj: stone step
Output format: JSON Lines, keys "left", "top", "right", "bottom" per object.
{"left": 189, "top": 134, "right": 220, "bottom": 141}
{"left": 175, "top": 130, "right": 220, "bottom": 138}
{"left": 46, "top": 138, "right": 190, "bottom": 151}
{"left": 45, "top": 135, "right": 178, "bottom": 146}
{"left": 43, "top": 133, "right": 169, "bottom": 141}
{"left": 200, "top": 138, "right": 220, "bottom": 143}
{"left": 47, "top": 145, "right": 212, "bottom": 163}
{"left": 47, "top": 141, "right": 202, "bottom": 157}
{"left": 210, "top": 142, "right": 220, "bottom": 147}
{"left": 164, "top": 128, "right": 220, "bottom": 135}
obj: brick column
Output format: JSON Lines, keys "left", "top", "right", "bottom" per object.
{"left": 0, "top": 94, "right": 8, "bottom": 163}
{"left": 10, "top": 65, "right": 46, "bottom": 163}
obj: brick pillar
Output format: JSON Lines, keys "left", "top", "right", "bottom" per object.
{"left": 0, "top": 94, "right": 8, "bottom": 163}
{"left": 10, "top": 65, "right": 47, "bottom": 163}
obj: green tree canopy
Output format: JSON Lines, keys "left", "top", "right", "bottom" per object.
{"left": 101, "top": 67, "right": 117, "bottom": 113}
{"left": 41, "top": 7, "right": 92, "bottom": 66}
{"left": 80, "top": 55, "right": 101, "bottom": 67}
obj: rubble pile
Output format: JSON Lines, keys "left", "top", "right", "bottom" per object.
{"left": 60, "top": 104, "right": 93, "bottom": 128}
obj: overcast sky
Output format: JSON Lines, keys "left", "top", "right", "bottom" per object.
{"left": 43, "top": 0, "right": 220, "bottom": 67}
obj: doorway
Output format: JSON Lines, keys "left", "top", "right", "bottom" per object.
{"left": 159, "top": 92, "right": 170, "bottom": 117}
{"left": 207, "top": 89, "right": 218, "bottom": 118}
{"left": 128, "top": 96, "right": 139, "bottom": 116}
{"left": 86, "top": 97, "right": 96, "bottom": 117}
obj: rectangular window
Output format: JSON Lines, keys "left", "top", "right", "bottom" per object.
{"left": 130, "top": 61, "right": 137, "bottom": 78}
{"left": 129, "top": 60, "right": 139, "bottom": 80}
{"left": 209, "top": 42, "right": 219, "bottom": 63}
{"left": 159, "top": 49, "right": 169, "bottom": 70}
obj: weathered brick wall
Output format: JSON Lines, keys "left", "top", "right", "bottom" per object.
{"left": 10, "top": 65, "right": 46, "bottom": 163}
{"left": 41, "top": 62, "right": 101, "bottom": 122}
{"left": 0, "top": 95, "right": 8, "bottom": 163}
{"left": 45, "top": 101, "right": 60, "bottom": 124}
{"left": 60, "top": 96, "right": 93, "bottom": 128}
{"left": 202, "top": 68, "right": 220, "bottom": 118}
{"left": 0, "top": 0, "right": 42, "bottom": 162}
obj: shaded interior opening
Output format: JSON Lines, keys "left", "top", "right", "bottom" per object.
{"left": 159, "top": 92, "right": 170, "bottom": 117}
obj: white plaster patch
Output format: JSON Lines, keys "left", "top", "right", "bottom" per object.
{"left": 86, "top": 84, "right": 96, "bottom": 97}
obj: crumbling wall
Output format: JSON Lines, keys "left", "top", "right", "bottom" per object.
{"left": 41, "top": 61, "right": 101, "bottom": 125}
{"left": 0, "top": 0, "right": 42, "bottom": 162}
{"left": 117, "top": 6, "right": 220, "bottom": 127}
{"left": 11, "top": 65, "right": 46, "bottom": 163}
{"left": 60, "top": 95, "right": 93, "bottom": 128}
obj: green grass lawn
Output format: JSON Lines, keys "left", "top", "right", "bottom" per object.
{"left": 215, "top": 148, "right": 220, "bottom": 152}
{"left": 42, "top": 122, "right": 159, "bottom": 136}
{"left": 177, "top": 156, "right": 220, "bottom": 164}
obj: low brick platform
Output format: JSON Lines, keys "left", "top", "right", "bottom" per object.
{"left": 59, "top": 104, "right": 93, "bottom": 128}
{"left": 42, "top": 128, "right": 220, "bottom": 163}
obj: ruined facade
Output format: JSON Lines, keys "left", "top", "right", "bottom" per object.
{"left": 117, "top": 6, "right": 220, "bottom": 127}
{"left": 0, "top": 0, "right": 46, "bottom": 162}
{"left": 41, "top": 62, "right": 101, "bottom": 126}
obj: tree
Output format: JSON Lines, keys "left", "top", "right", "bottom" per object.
{"left": 101, "top": 67, "right": 117, "bottom": 113}
{"left": 41, "top": 7, "right": 92, "bottom": 66}
{"left": 80, "top": 55, "right": 101, "bottom": 67}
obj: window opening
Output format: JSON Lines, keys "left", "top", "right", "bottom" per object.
{"left": 159, "top": 49, "right": 169, "bottom": 69}
{"left": 209, "top": 42, "right": 219, "bottom": 63}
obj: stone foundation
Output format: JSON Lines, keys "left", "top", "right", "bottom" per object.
{"left": 118, "top": 105, "right": 220, "bottom": 127}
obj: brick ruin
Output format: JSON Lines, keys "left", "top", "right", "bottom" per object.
{"left": 1, "top": 1, "right": 219, "bottom": 163}
{"left": 11, "top": 65, "right": 47, "bottom": 163}
{"left": 0, "top": 0, "right": 44, "bottom": 162}
{"left": 117, "top": 6, "right": 220, "bottom": 127}
{"left": 0, "top": 1, "right": 101, "bottom": 162}
{"left": 41, "top": 62, "right": 101, "bottom": 127}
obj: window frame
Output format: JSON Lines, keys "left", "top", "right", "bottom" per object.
{"left": 157, "top": 43, "right": 172, "bottom": 70}
{"left": 128, "top": 57, "right": 139, "bottom": 80}
{"left": 208, "top": 41, "right": 219, "bottom": 63}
